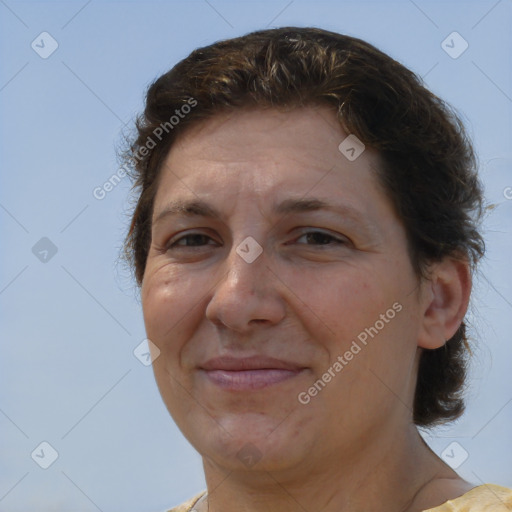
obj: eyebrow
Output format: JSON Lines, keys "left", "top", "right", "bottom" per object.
{"left": 275, "top": 198, "right": 361, "bottom": 219}
{"left": 153, "top": 197, "right": 373, "bottom": 233}
{"left": 153, "top": 200, "right": 221, "bottom": 226}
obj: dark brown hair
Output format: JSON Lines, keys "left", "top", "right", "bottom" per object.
{"left": 123, "top": 27, "right": 485, "bottom": 427}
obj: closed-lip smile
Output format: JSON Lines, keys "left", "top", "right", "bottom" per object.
{"left": 199, "top": 355, "right": 308, "bottom": 390}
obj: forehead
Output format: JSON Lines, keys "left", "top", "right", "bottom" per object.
{"left": 163, "top": 106, "right": 361, "bottom": 171}
{"left": 154, "top": 106, "right": 386, "bottom": 210}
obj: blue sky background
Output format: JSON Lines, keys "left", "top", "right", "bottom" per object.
{"left": 1, "top": 1, "right": 511, "bottom": 511}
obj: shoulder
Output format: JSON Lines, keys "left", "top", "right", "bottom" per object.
{"left": 423, "top": 484, "right": 512, "bottom": 511}
{"left": 165, "top": 491, "right": 206, "bottom": 512}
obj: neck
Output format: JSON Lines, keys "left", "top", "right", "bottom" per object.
{"left": 200, "top": 424, "right": 448, "bottom": 512}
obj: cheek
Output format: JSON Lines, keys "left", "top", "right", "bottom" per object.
{"left": 293, "top": 262, "right": 416, "bottom": 376}
{"left": 142, "top": 269, "right": 206, "bottom": 410}
{"left": 296, "top": 267, "right": 389, "bottom": 343}
{"left": 141, "top": 264, "right": 206, "bottom": 348}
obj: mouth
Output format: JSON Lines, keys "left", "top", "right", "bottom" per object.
{"left": 199, "top": 356, "right": 308, "bottom": 391}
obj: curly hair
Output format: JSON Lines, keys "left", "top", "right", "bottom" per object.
{"left": 122, "top": 27, "right": 485, "bottom": 427}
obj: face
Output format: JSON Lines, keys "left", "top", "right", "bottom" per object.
{"left": 141, "top": 106, "right": 426, "bottom": 473}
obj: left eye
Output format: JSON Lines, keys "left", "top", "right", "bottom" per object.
{"left": 294, "top": 231, "right": 346, "bottom": 245}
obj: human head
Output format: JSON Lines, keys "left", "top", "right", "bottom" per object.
{"left": 123, "top": 27, "right": 484, "bottom": 428}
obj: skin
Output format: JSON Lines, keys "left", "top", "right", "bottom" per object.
{"left": 141, "top": 106, "right": 474, "bottom": 512}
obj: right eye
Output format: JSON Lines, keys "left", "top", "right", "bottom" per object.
{"left": 167, "top": 232, "right": 219, "bottom": 249}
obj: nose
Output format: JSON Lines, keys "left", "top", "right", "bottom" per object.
{"left": 205, "top": 240, "right": 286, "bottom": 332}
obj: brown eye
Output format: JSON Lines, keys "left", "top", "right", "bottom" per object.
{"left": 168, "top": 233, "right": 218, "bottom": 249}
{"left": 295, "top": 230, "right": 346, "bottom": 245}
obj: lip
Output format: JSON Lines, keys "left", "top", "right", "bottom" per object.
{"left": 199, "top": 356, "right": 307, "bottom": 391}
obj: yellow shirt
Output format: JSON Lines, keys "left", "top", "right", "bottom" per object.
{"left": 423, "top": 484, "right": 512, "bottom": 511}
{"left": 166, "top": 484, "right": 512, "bottom": 511}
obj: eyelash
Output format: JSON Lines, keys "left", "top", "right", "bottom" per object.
{"left": 167, "top": 229, "right": 347, "bottom": 249}
{"left": 168, "top": 232, "right": 219, "bottom": 249}
{"left": 293, "top": 230, "right": 347, "bottom": 246}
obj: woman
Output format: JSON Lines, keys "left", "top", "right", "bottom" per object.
{"left": 123, "top": 27, "right": 512, "bottom": 512}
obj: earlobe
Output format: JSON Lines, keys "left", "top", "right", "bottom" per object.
{"left": 417, "top": 258, "right": 471, "bottom": 350}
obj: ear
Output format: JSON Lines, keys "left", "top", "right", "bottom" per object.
{"left": 417, "top": 257, "right": 472, "bottom": 350}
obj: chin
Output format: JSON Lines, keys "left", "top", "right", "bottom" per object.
{"left": 190, "top": 410, "right": 314, "bottom": 472}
